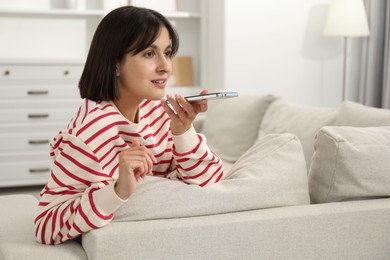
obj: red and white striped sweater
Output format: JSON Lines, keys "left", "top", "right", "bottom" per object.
{"left": 34, "top": 99, "right": 223, "bottom": 244}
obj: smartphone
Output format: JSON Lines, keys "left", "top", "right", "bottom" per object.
{"left": 185, "top": 91, "right": 238, "bottom": 102}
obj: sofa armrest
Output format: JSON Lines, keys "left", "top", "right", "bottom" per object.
{"left": 0, "top": 195, "right": 87, "bottom": 260}
{"left": 82, "top": 198, "right": 390, "bottom": 260}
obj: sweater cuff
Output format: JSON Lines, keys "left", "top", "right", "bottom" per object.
{"left": 172, "top": 126, "right": 200, "bottom": 153}
{"left": 92, "top": 183, "right": 128, "bottom": 215}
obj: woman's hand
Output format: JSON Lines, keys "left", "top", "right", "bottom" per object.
{"left": 114, "top": 139, "right": 156, "bottom": 200}
{"left": 161, "top": 89, "right": 208, "bottom": 135}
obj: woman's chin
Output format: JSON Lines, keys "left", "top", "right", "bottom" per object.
{"left": 149, "top": 91, "right": 165, "bottom": 101}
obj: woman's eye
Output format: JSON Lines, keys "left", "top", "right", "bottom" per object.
{"left": 165, "top": 50, "right": 172, "bottom": 57}
{"left": 144, "top": 51, "right": 154, "bottom": 58}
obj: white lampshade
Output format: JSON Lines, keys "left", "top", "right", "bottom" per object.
{"left": 324, "top": 0, "right": 370, "bottom": 37}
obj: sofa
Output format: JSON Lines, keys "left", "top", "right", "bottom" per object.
{"left": 1, "top": 94, "right": 390, "bottom": 260}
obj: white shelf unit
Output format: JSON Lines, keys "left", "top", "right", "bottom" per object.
{"left": 0, "top": 0, "right": 205, "bottom": 187}
{"left": 0, "top": 0, "right": 204, "bottom": 88}
{"left": 0, "top": 60, "right": 83, "bottom": 187}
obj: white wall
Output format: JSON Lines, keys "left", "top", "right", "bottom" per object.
{"left": 1, "top": 0, "right": 365, "bottom": 107}
{"left": 205, "top": 0, "right": 364, "bottom": 107}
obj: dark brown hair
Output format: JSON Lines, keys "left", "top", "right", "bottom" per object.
{"left": 79, "top": 6, "right": 179, "bottom": 101}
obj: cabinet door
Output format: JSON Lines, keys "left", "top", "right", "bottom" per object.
{"left": 0, "top": 84, "right": 80, "bottom": 99}
{"left": 0, "top": 132, "right": 55, "bottom": 152}
{"left": 0, "top": 161, "right": 51, "bottom": 187}
{"left": 0, "top": 99, "right": 82, "bottom": 109}
{"left": 0, "top": 160, "right": 51, "bottom": 182}
{"left": 0, "top": 108, "right": 76, "bottom": 123}
{"left": 0, "top": 122, "right": 65, "bottom": 134}
{"left": 0, "top": 152, "right": 51, "bottom": 187}
{"left": 0, "top": 65, "right": 82, "bottom": 80}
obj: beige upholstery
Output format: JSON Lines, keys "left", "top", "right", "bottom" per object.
{"left": 258, "top": 99, "right": 338, "bottom": 170}
{"left": 201, "top": 94, "right": 277, "bottom": 162}
{"left": 336, "top": 100, "right": 390, "bottom": 126}
{"left": 309, "top": 126, "right": 390, "bottom": 203}
{"left": 114, "top": 133, "right": 309, "bottom": 222}
{"left": 83, "top": 198, "right": 390, "bottom": 260}
{"left": 0, "top": 194, "right": 87, "bottom": 260}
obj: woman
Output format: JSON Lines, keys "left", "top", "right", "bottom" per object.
{"left": 35, "top": 6, "right": 223, "bottom": 245}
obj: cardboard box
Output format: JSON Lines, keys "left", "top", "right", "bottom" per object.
{"left": 171, "top": 56, "right": 194, "bottom": 86}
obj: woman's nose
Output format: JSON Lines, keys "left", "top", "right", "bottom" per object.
{"left": 157, "top": 54, "right": 172, "bottom": 74}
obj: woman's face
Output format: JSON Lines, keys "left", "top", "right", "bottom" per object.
{"left": 116, "top": 26, "right": 173, "bottom": 102}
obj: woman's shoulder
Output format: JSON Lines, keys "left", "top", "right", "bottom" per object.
{"left": 58, "top": 99, "right": 121, "bottom": 139}
{"left": 71, "top": 99, "right": 119, "bottom": 126}
{"left": 50, "top": 99, "right": 124, "bottom": 151}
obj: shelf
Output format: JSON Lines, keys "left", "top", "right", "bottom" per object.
{"left": 0, "top": 8, "right": 201, "bottom": 19}
{"left": 0, "top": 8, "right": 104, "bottom": 17}
{"left": 163, "top": 11, "right": 201, "bottom": 18}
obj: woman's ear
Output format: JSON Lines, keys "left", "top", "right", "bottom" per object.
{"left": 116, "top": 63, "right": 120, "bottom": 77}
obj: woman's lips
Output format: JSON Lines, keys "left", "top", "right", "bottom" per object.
{"left": 152, "top": 79, "right": 166, "bottom": 89}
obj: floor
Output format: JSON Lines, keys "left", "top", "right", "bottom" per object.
{"left": 0, "top": 185, "right": 42, "bottom": 199}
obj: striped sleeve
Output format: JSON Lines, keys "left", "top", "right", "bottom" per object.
{"left": 169, "top": 126, "right": 224, "bottom": 186}
{"left": 34, "top": 133, "right": 126, "bottom": 245}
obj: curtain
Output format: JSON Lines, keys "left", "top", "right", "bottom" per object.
{"left": 358, "top": 0, "right": 390, "bottom": 108}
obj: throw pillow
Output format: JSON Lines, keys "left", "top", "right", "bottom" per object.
{"left": 114, "top": 133, "right": 309, "bottom": 222}
{"left": 258, "top": 99, "right": 338, "bottom": 171}
{"left": 201, "top": 94, "right": 277, "bottom": 163}
{"left": 335, "top": 100, "right": 390, "bottom": 126}
{"left": 308, "top": 126, "right": 390, "bottom": 203}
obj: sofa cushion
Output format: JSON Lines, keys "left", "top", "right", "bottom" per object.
{"left": 201, "top": 94, "right": 277, "bottom": 163}
{"left": 0, "top": 194, "right": 87, "bottom": 260}
{"left": 308, "top": 126, "right": 390, "bottom": 203}
{"left": 258, "top": 99, "right": 338, "bottom": 170}
{"left": 113, "top": 133, "right": 309, "bottom": 222}
{"left": 335, "top": 100, "right": 390, "bottom": 126}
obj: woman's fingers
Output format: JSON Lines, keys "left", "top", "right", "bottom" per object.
{"left": 164, "top": 94, "right": 189, "bottom": 120}
{"left": 175, "top": 94, "right": 197, "bottom": 119}
{"left": 161, "top": 96, "right": 178, "bottom": 118}
{"left": 120, "top": 141, "right": 156, "bottom": 177}
{"left": 161, "top": 94, "right": 200, "bottom": 135}
{"left": 131, "top": 138, "right": 140, "bottom": 147}
{"left": 188, "top": 90, "right": 209, "bottom": 113}
{"left": 115, "top": 139, "right": 156, "bottom": 199}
